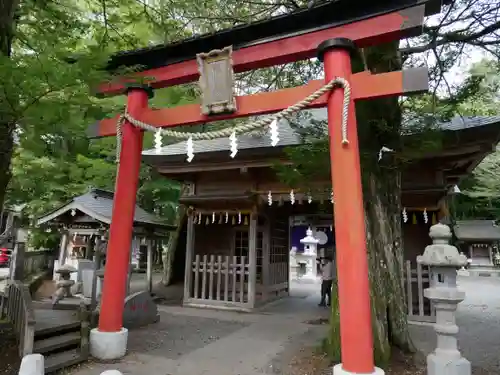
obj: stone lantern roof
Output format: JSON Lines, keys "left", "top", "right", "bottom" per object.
{"left": 300, "top": 228, "right": 320, "bottom": 245}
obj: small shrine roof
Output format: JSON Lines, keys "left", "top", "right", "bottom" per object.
{"left": 454, "top": 220, "right": 500, "bottom": 242}
{"left": 36, "top": 188, "right": 175, "bottom": 229}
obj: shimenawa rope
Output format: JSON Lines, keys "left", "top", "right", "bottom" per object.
{"left": 115, "top": 77, "right": 351, "bottom": 162}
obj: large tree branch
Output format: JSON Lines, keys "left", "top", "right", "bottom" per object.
{"left": 401, "top": 20, "right": 500, "bottom": 55}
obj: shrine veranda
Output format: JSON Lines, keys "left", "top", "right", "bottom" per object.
{"left": 86, "top": 0, "right": 467, "bottom": 372}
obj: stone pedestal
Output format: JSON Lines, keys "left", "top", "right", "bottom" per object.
{"left": 417, "top": 223, "right": 471, "bottom": 375}
{"left": 294, "top": 252, "right": 318, "bottom": 280}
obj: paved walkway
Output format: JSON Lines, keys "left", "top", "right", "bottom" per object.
{"left": 70, "top": 280, "right": 329, "bottom": 375}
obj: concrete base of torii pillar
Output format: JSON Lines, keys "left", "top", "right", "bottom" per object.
{"left": 90, "top": 328, "right": 129, "bottom": 360}
{"left": 333, "top": 364, "right": 385, "bottom": 375}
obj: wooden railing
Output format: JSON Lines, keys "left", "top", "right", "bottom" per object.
{"left": 268, "top": 262, "right": 287, "bottom": 286}
{"left": 2, "top": 280, "right": 36, "bottom": 357}
{"left": 23, "top": 249, "right": 56, "bottom": 276}
{"left": 190, "top": 254, "right": 250, "bottom": 304}
{"left": 404, "top": 260, "right": 436, "bottom": 323}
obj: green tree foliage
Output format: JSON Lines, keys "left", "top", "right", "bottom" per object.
{"left": 1, "top": 0, "right": 189, "bottom": 225}
{"left": 447, "top": 60, "right": 500, "bottom": 220}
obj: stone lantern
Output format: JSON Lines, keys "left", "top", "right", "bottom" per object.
{"left": 417, "top": 223, "right": 470, "bottom": 375}
{"left": 300, "top": 228, "right": 319, "bottom": 256}
{"left": 296, "top": 228, "right": 320, "bottom": 280}
{"left": 52, "top": 264, "right": 77, "bottom": 305}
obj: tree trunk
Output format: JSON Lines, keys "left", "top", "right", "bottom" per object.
{"left": 0, "top": 0, "right": 18, "bottom": 210}
{"left": 325, "top": 168, "right": 413, "bottom": 366}
{"left": 161, "top": 204, "right": 186, "bottom": 285}
{"left": 0, "top": 125, "right": 14, "bottom": 211}
{"left": 324, "top": 42, "right": 413, "bottom": 366}
{"left": 161, "top": 185, "right": 188, "bottom": 286}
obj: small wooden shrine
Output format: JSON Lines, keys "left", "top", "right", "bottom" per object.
{"left": 454, "top": 220, "right": 500, "bottom": 267}
{"left": 36, "top": 188, "right": 174, "bottom": 281}
{"left": 142, "top": 112, "right": 500, "bottom": 311}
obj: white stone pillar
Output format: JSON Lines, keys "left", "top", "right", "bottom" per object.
{"left": 417, "top": 223, "right": 470, "bottom": 375}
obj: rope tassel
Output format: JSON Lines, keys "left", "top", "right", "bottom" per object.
{"left": 114, "top": 77, "right": 351, "bottom": 163}
{"left": 186, "top": 136, "right": 194, "bottom": 162}
{"left": 154, "top": 129, "right": 163, "bottom": 154}
{"left": 229, "top": 131, "right": 238, "bottom": 158}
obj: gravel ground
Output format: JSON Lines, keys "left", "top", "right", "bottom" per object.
{"left": 410, "top": 276, "right": 500, "bottom": 375}
{"left": 8, "top": 275, "right": 500, "bottom": 375}
{"left": 261, "top": 320, "right": 427, "bottom": 375}
{"left": 68, "top": 311, "right": 251, "bottom": 375}
{"left": 262, "top": 322, "right": 328, "bottom": 375}
{"left": 126, "top": 311, "right": 249, "bottom": 360}
{"left": 264, "top": 276, "right": 500, "bottom": 375}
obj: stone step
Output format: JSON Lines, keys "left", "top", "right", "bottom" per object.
{"left": 35, "top": 320, "right": 81, "bottom": 338}
{"left": 34, "top": 309, "right": 81, "bottom": 337}
{"left": 34, "top": 331, "right": 81, "bottom": 355}
{"left": 44, "top": 349, "right": 85, "bottom": 374}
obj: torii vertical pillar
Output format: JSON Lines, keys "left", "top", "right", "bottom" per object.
{"left": 89, "top": 84, "right": 153, "bottom": 360}
{"left": 318, "top": 38, "right": 384, "bottom": 375}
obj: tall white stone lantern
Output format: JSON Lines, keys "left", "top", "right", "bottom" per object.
{"left": 417, "top": 223, "right": 470, "bottom": 375}
{"left": 297, "top": 228, "right": 320, "bottom": 280}
{"left": 301, "top": 228, "right": 319, "bottom": 255}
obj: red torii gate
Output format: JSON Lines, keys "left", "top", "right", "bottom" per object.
{"left": 87, "top": 2, "right": 441, "bottom": 374}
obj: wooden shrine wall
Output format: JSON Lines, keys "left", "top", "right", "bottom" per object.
{"left": 261, "top": 205, "right": 289, "bottom": 295}
{"left": 194, "top": 223, "right": 234, "bottom": 256}
{"left": 184, "top": 166, "right": 328, "bottom": 200}
{"left": 193, "top": 169, "right": 257, "bottom": 196}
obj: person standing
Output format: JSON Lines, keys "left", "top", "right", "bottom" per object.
{"left": 318, "top": 255, "right": 335, "bottom": 307}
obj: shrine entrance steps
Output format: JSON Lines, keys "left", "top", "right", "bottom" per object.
{"left": 1, "top": 281, "right": 90, "bottom": 374}
{"left": 33, "top": 309, "right": 88, "bottom": 373}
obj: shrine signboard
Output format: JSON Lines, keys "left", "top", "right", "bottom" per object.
{"left": 197, "top": 46, "right": 237, "bottom": 115}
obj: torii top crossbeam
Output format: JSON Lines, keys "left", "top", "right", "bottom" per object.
{"left": 104, "top": 0, "right": 444, "bottom": 76}
{"left": 88, "top": 2, "right": 449, "bottom": 374}
{"left": 95, "top": 0, "right": 446, "bottom": 98}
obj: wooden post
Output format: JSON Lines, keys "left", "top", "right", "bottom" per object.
{"left": 146, "top": 238, "right": 154, "bottom": 294}
{"left": 85, "top": 235, "right": 95, "bottom": 260}
{"left": 319, "top": 38, "right": 375, "bottom": 374}
{"left": 183, "top": 214, "right": 195, "bottom": 302}
{"left": 90, "top": 235, "right": 102, "bottom": 310}
{"left": 248, "top": 213, "right": 258, "bottom": 308}
{"left": 9, "top": 242, "right": 26, "bottom": 281}
{"left": 57, "top": 231, "right": 69, "bottom": 268}
{"left": 262, "top": 221, "right": 270, "bottom": 302}
{"left": 98, "top": 85, "right": 151, "bottom": 334}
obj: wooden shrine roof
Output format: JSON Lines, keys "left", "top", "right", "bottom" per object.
{"left": 104, "top": 0, "right": 447, "bottom": 72}
{"left": 36, "top": 188, "right": 175, "bottom": 229}
{"left": 454, "top": 220, "right": 500, "bottom": 242}
{"left": 143, "top": 112, "right": 500, "bottom": 160}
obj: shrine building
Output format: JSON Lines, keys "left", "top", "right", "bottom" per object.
{"left": 141, "top": 111, "right": 500, "bottom": 312}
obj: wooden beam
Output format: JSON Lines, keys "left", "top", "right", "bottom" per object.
{"left": 98, "top": 6, "right": 424, "bottom": 96}
{"left": 183, "top": 215, "right": 195, "bottom": 302}
{"left": 89, "top": 68, "right": 428, "bottom": 138}
{"left": 156, "top": 159, "right": 293, "bottom": 174}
